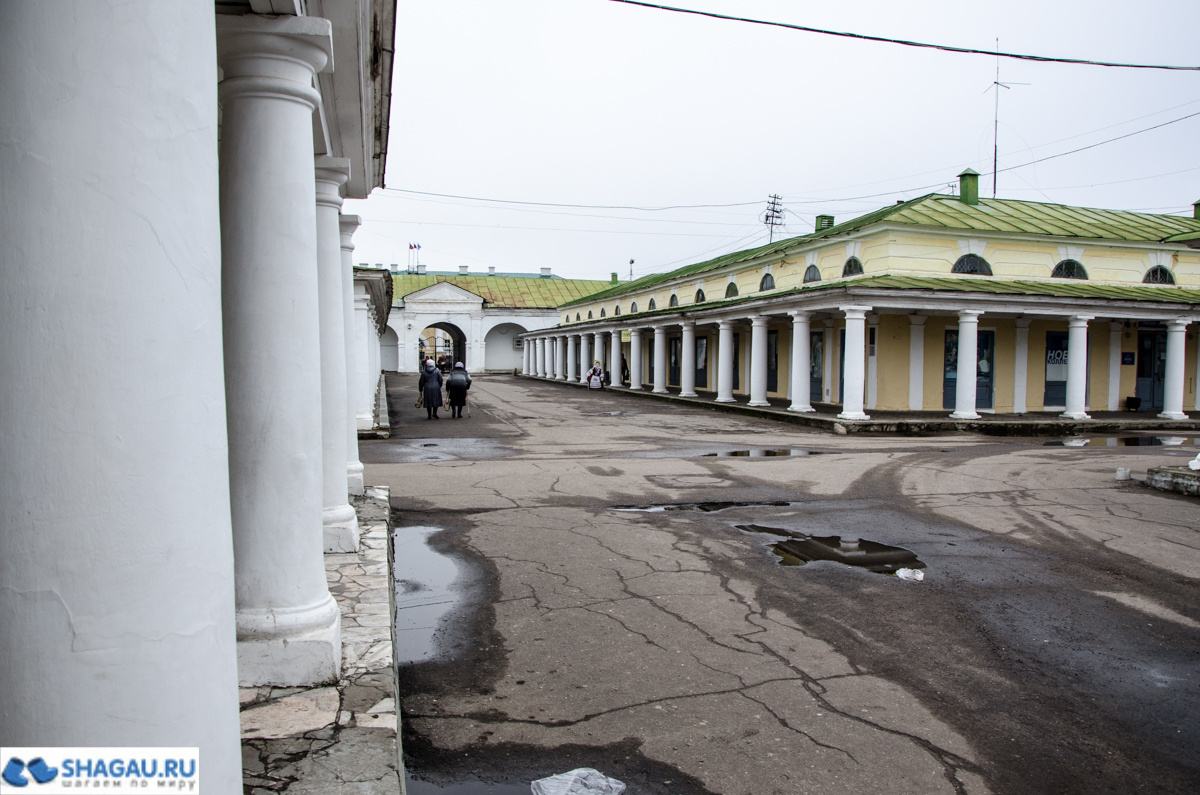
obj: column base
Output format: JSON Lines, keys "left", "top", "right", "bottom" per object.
{"left": 1059, "top": 411, "right": 1091, "bottom": 420}
{"left": 837, "top": 410, "right": 870, "bottom": 420}
{"left": 747, "top": 400, "right": 769, "bottom": 407}
{"left": 1157, "top": 411, "right": 1189, "bottom": 420}
{"left": 949, "top": 411, "right": 981, "bottom": 420}
{"left": 653, "top": 387, "right": 668, "bottom": 394}
{"left": 714, "top": 397, "right": 735, "bottom": 403}
{"left": 237, "top": 596, "right": 341, "bottom": 687}
{"left": 347, "top": 460, "right": 365, "bottom": 496}
{"left": 788, "top": 405, "right": 815, "bottom": 413}
{"left": 356, "top": 411, "right": 373, "bottom": 431}
{"left": 680, "top": 390, "right": 698, "bottom": 398}
{"left": 323, "top": 502, "right": 360, "bottom": 553}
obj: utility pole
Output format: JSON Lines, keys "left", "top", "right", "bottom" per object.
{"left": 763, "top": 194, "right": 783, "bottom": 243}
{"left": 629, "top": 258, "right": 634, "bottom": 281}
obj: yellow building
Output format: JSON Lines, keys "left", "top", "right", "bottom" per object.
{"left": 526, "top": 171, "right": 1200, "bottom": 420}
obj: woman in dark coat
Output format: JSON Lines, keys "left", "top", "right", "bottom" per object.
{"left": 446, "top": 361, "right": 472, "bottom": 418}
{"left": 418, "top": 358, "right": 443, "bottom": 419}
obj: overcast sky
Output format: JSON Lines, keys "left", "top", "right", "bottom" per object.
{"left": 343, "top": 0, "right": 1200, "bottom": 281}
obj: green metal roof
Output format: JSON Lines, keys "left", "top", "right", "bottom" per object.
{"left": 394, "top": 274, "right": 613, "bottom": 309}
{"left": 562, "top": 193, "right": 1200, "bottom": 307}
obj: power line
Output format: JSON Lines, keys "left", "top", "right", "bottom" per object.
{"left": 997, "top": 109, "right": 1200, "bottom": 174}
{"left": 380, "top": 186, "right": 759, "bottom": 211}
{"left": 606, "top": 0, "right": 1200, "bottom": 71}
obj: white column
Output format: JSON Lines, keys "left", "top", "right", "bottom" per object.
{"left": 788, "top": 312, "right": 813, "bottom": 412}
{"left": 748, "top": 315, "right": 769, "bottom": 406}
{"left": 1061, "top": 315, "right": 1093, "bottom": 420}
{"left": 218, "top": 15, "right": 340, "bottom": 686}
{"left": 339, "top": 215, "right": 365, "bottom": 496}
{"left": 593, "top": 332, "right": 606, "bottom": 376}
{"left": 680, "top": 321, "right": 698, "bottom": 397}
{"left": 1159, "top": 319, "right": 1190, "bottom": 420}
{"left": 838, "top": 307, "right": 871, "bottom": 420}
{"left": 823, "top": 320, "right": 834, "bottom": 402}
{"left": 556, "top": 334, "right": 567, "bottom": 380}
{"left": 315, "top": 159, "right": 358, "bottom": 553}
{"left": 630, "top": 329, "right": 644, "bottom": 389}
{"left": 950, "top": 310, "right": 982, "bottom": 420}
{"left": 1013, "top": 318, "right": 1030, "bottom": 414}
{"left": 1107, "top": 322, "right": 1123, "bottom": 412}
{"left": 652, "top": 325, "right": 668, "bottom": 393}
{"left": 524, "top": 338, "right": 532, "bottom": 374}
{"left": 353, "top": 285, "right": 375, "bottom": 428}
{"left": 536, "top": 337, "right": 546, "bottom": 377}
{"left": 578, "top": 333, "right": 591, "bottom": 382}
{"left": 0, "top": 2, "right": 240, "bottom": 782}
{"left": 566, "top": 334, "right": 577, "bottom": 381}
{"left": 866, "top": 315, "right": 879, "bottom": 411}
{"left": 716, "top": 320, "right": 735, "bottom": 402}
{"left": 908, "top": 315, "right": 925, "bottom": 411}
{"left": 610, "top": 329, "right": 622, "bottom": 386}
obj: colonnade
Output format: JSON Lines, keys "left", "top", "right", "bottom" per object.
{"left": 522, "top": 306, "right": 1197, "bottom": 422}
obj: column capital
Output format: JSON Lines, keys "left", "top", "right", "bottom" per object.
{"left": 1014, "top": 316, "right": 1032, "bottom": 329}
{"left": 908, "top": 314, "right": 926, "bottom": 326}
{"left": 339, "top": 214, "right": 361, "bottom": 251}
{"left": 216, "top": 15, "right": 332, "bottom": 107}
{"left": 717, "top": 319, "right": 734, "bottom": 330}
{"left": 680, "top": 318, "right": 696, "bottom": 329}
{"left": 956, "top": 309, "right": 983, "bottom": 320}
{"left": 315, "top": 156, "right": 350, "bottom": 210}
{"left": 1068, "top": 314, "right": 1094, "bottom": 325}
{"left": 749, "top": 314, "right": 768, "bottom": 327}
{"left": 840, "top": 305, "right": 872, "bottom": 319}
{"left": 1166, "top": 317, "right": 1190, "bottom": 329}
{"left": 787, "top": 309, "right": 810, "bottom": 320}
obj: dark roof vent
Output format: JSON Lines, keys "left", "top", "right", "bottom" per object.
{"left": 611, "top": 272, "right": 619, "bottom": 284}
{"left": 958, "top": 168, "right": 980, "bottom": 205}
{"left": 815, "top": 215, "right": 835, "bottom": 230}
{"left": 1193, "top": 199, "right": 1200, "bottom": 219}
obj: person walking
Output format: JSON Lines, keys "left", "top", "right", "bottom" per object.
{"left": 418, "top": 358, "right": 443, "bottom": 419}
{"left": 447, "top": 361, "right": 472, "bottom": 418}
{"left": 586, "top": 360, "right": 605, "bottom": 390}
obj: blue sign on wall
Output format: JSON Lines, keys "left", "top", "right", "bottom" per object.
{"left": 1122, "top": 352, "right": 1136, "bottom": 365}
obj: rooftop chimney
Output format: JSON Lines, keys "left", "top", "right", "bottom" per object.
{"left": 540, "top": 267, "right": 552, "bottom": 277}
{"left": 374, "top": 263, "right": 384, "bottom": 269}
{"left": 459, "top": 265, "right": 468, "bottom": 275}
{"left": 958, "top": 168, "right": 980, "bottom": 205}
{"left": 417, "top": 263, "right": 426, "bottom": 275}
{"left": 1193, "top": 200, "right": 1200, "bottom": 219}
{"left": 815, "top": 215, "right": 834, "bottom": 231}
{"left": 488, "top": 266, "right": 496, "bottom": 275}
{"left": 611, "top": 272, "right": 619, "bottom": 284}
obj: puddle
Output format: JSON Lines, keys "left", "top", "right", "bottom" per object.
{"left": 592, "top": 410, "right": 640, "bottom": 416}
{"left": 393, "top": 526, "right": 463, "bottom": 665}
{"left": 406, "top": 778, "right": 529, "bottom": 795}
{"left": 612, "top": 501, "right": 792, "bottom": 513}
{"left": 737, "top": 524, "right": 926, "bottom": 576}
{"left": 1045, "top": 436, "right": 1197, "bottom": 447}
{"left": 364, "top": 437, "right": 513, "bottom": 464}
{"left": 701, "top": 449, "right": 822, "bottom": 457}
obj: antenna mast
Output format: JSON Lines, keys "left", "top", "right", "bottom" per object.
{"left": 989, "top": 38, "right": 1029, "bottom": 198}
{"left": 763, "top": 194, "right": 784, "bottom": 243}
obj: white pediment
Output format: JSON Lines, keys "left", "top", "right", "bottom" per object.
{"left": 402, "top": 281, "right": 485, "bottom": 308}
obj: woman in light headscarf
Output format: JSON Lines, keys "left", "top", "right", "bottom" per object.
{"left": 446, "top": 361, "right": 472, "bottom": 418}
{"left": 418, "top": 358, "right": 443, "bottom": 419}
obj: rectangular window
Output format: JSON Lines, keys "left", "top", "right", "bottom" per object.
{"left": 696, "top": 337, "right": 709, "bottom": 388}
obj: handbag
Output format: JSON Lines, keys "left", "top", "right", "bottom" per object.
{"left": 414, "top": 393, "right": 423, "bottom": 408}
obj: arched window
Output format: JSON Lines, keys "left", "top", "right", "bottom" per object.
{"left": 695, "top": 288, "right": 706, "bottom": 303}
{"left": 648, "top": 298, "right": 657, "bottom": 311}
{"left": 725, "top": 282, "right": 739, "bottom": 298}
{"left": 842, "top": 257, "right": 863, "bottom": 277}
{"left": 1144, "top": 265, "right": 1175, "bottom": 284}
{"left": 630, "top": 301, "right": 638, "bottom": 313}
{"left": 587, "top": 311, "right": 593, "bottom": 319}
{"left": 669, "top": 294, "right": 679, "bottom": 307}
{"left": 600, "top": 308, "right": 606, "bottom": 317}
{"left": 952, "top": 254, "right": 992, "bottom": 275}
{"left": 759, "top": 273, "right": 775, "bottom": 291}
{"left": 1051, "top": 259, "right": 1087, "bottom": 279}
{"left": 803, "top": 265, "right": 821, "bottom": 283}
{"left": 575, "top": 313, "right": 580, "bottom": 321}
{"left": 564, "top": 314, "right": 569, "bottom": 323}
{"left": 614, "top": 304, "right": 621, "bottom": 316}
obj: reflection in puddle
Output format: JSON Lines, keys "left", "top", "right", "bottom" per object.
{"left": 1046, "top": 436, "right": 1197, "bottom": 447}
{"left": 393, "top": 526, "right": 462, "bottom": 665}
{"left": 405, "top": 778, "right": 529, "bottom": 795}
{"left": 592, "top": 410, "right": 640, "bottom": 416}
{"left": 612, "top": 501, "right": 792, "bottom": 513}
{"left": 701, "top": 449, "right": 823, "bottom": 457}
{"left": 737, "top": 524, "right": 926, "bottom": 576}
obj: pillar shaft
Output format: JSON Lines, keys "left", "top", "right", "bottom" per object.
{"left": 748, "top": 315, "right": 769, "bottom": 406}
{"left": 340, "top": 215, "right": 365, "bottom": 495}
{"left": 680, "top": 321, "right": 697, "bottom": 397}
{"left": 0, "top": 1, "right": 240, "bottom": 781}
{"left": 1159, "top": 319, "right": 1190, "bottom": 420}
{"left": 1013, "top": 318, "right": 1030, "bottom": 414}
{"left": 594, "top": 332, "right": 606, "bottom": 377}
{"left": 716, "top": 321, "right": 735, "bottom": 402}
{"left": 557, "top": 335, "right": 567, "bottom": 380}
{"left": 315, "top": 158, "right": 357, "bottom": 553}
{"left": 629, "top": 329, "right": 644, "bottom": 390}
{"left": 950, "top": 311, "right": 982, "bottom": 420}
{"left": 838, "top": 307, "right": 871, "bottom": 420}
{"left": 1061, "top": 315, "right": 1092, "bottom": 420}
{"left": 653, "top": 326, "right": 668, "bottom": 393}
{"left": 789, "top": 312, "right": 813, "bottom": 412}
{"left": 578, "top": 334, "right": 590, "bottom": 382}
{"left": 610, "top": 330, "right": 622, "bottom": 386}
{"left": 908, "top": 315, "right": 925, "bottom": 411}
{"left": 1107, "top": 322, "right": 1123, "bottom": 412}
{"left": 218, "top": 14, "right": 340, "bottom": 685}
{"left": 566, "top": 334, "right": 577, "bottom": 381}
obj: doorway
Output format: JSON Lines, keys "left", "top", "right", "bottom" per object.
{"left": 1135, "top": 329, "right": 1167, "bottom": 410}
{"left": 767, "top": 330, "right": 779, "bottom": 392}
{"left": 943, "top": 329, "right": 995, "bottom": 410}
{"left": 809, "top": 330, "right": 823, "bottom": 403}
{"left": 668, "top": 337, "right": 681, "bottom": 387}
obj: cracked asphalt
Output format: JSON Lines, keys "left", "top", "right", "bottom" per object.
{"left": 360, "top": 374, "right": 1200, "bottom": 794}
